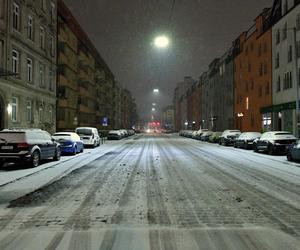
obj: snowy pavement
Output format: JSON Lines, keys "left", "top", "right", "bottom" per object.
{"left": 0, "top": 134, "right": 299, "bottom": 250}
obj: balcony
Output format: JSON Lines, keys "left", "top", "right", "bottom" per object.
{"left": 79, "top": 104, "right": 90, "bottom": 113}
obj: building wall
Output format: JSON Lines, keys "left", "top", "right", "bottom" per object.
{"left": 234, "top": 10, "right": 273, "bottom": 133}
{"left": 0, "top": 0, "right": 57, "bottom": 133}
{"left": 173, "top": 76, "right": 195, "bottom": 131}
{"left": 271, "top": 3, "right": 300, "bottom": 134}
{"left": 57, "top": 0, "right": 125, "bottom": 131}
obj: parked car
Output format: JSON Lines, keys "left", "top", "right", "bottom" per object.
{"left": 108, "top": 130, "right": 122, "bottom": 140}
{"left": 0, "top": 129, "right": 61, "bottom": 168}
{"left": 234, "top": 132, "right": 261, "bottom": 149}
{"left": 253, "top": 131, "right": 297, "bottom": 155}
{"left": 193, "top": 129, "right": 208, "bottom": 140}
{"left": 200, "top": 131, "right": 213, "bottom": 141}
{"left": 208, "top": 132, "right": 222, "bottom": 143}
{"left": 75, "top": 127, "right": 100, "bottom": 147}
{"left": 287, "top": 140, "right": 300, "bottom": 162}
{"left": 52, "top": 132, "right": 84, "bottom": 155}
{"left": 219, "top": 130, "right": 241, "bottom": 146}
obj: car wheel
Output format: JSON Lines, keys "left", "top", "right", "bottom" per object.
{"left": 73, "top": 146, "right": 77, "bottom": 155}
{"left": 253, "top": 144, "right": 258, "bottom": 153}
{"left": 234, "top": 143, "right": 237, "bottom": 148}
{"left": 30, "top": 151, "right": 40, "bottom": 168}
{"left": 268, "top": 145, "right": 274, "bottom": 155}
{"left": 54, "top": 147, "right": 61, "bottom": 161}
{"left": 80, "top": 146, "right": 84, "bottom": 153}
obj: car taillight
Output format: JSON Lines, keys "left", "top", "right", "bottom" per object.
{"left": 17, "top": 143, "right": 29, "bottom": 149}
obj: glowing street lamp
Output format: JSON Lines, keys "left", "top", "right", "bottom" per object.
{"left": 153, "top": 89, "right": 159, "bottom": 93}
{"left": 152, "top": 108, "right": 156, "bottom": 112}
{"left": 152, "top": 103, "right": 156, "bottom": 106}
{"left": 154, "top": 35, "right": 170, "bottom": 49}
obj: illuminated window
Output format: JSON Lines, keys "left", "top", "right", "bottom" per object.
{"left": 245, "top": 97, "right": 249, "bottom": 110}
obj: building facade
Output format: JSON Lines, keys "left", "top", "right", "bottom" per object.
{"left": 161, "top": 105, "right": 175, "bottom": 130}
{"left": 234, "top": 9, "right": 273, "bottom": 132}
{"left": 201, "top": 50, "right": 234, "bottom": 132}
{"left": 268, "top": 1, "right": 300, "bottom": 135}
{"left": 0, "top": 0, "right": 57, "bottom": 133}
{"left": 57, "top": 0, "right": 128, "bottom": 131}
{"left": 173, "top": 76, "right": 195, "bottom": 131}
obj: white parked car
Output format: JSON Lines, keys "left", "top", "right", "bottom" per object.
{"left": 75, "top": 127, "right": 100, "bottom": 147}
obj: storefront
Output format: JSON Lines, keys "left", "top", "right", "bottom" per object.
{"left": 261, "top": 102, "right": 297, "bottom": 135}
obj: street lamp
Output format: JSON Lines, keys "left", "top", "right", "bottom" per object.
{"left": 152, "top": 103, "right": 156, "bottom": 106}
{"left": 153, "top": 88, "right": 159, "bottom": 93}
{"left": 152, "top": 108, "right": 156, "bottom": 112}
{"left": 154, "top": 35, "right": 170, "bottom": 49}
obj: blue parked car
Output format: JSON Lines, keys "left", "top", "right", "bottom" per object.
{"left": 52, "top": 132, "right": 84, "bottom": 155}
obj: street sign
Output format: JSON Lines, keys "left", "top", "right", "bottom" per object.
{"left": 102, "top": 117, "right": 108, "bottom": 126}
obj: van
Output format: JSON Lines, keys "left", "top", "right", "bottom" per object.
{"left": 75, "top": 127, "right": 100, "bottom": 147}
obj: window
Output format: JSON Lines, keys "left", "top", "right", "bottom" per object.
{"left": 250, "top": 80, "right": 254, "bottom": 90}
{"left": 50, "top": 2, "right": 55, "bottom": 19}
{"left": 50, "top": 35, "right": 55, "bottom": 56}
{"left": 49, "top": 106, "right": 53, "bottom": 123}
{"left": 12, "top": 49, "right": 19, "bottom": 75}
{"left": 39, "top": 63, "right": 45, "bottom": 88}
{"left": 27, "top": 15, "right": 33, "bottom": 40}
{"left": 0, "top": 0, "right": 4, "bottom": 20}
{"left": 38, "top": 107, "right": 43, "bottom": 123}
{"left": 276, "top": 30, "right": 280, "bottom": 44}
{"left": 276, "top": 76, "right": 281, "bottom": 92}
{"left": 12, "top": 2, "right": 20, "bottom": 31}
{"left": 40, "top": 27, "right": 45, "bottom": 49}
{"left": 259, "top": 63, "right": 263, "bottom": 76}
{"left": 259, "top": 86, "right": 262, "bottom": 97}
{"left": 245, "top": 97, "right": 249, "bottom": 110}
{"left": 297, "top": 13, "right": 300, "bottom": 30}
{"left": 283, "top": 22, "right": 287, "bottom": 40}
{"left": 11, "top": 97, "right": 18, "bottom": 122}
{"left": 264, "top": 62, "right": 267, "bottom": 74}
{"left": 0, "top": 40, "right": 3, "bottom": 67}
{"left": 26, "top": 100, "right": 32, "bottom": 123}
{"left": 26, "top": 58, "right": 33, "bottom": 83}
{"left": 284, "top": 71, "right": 293, "bottom": 89}
{"left": 248, "top": 62, "right": 251, "bottom": 72}
{"left": 49, "top": 70, "right": 54, "bottom": 91}
{"left": 265, "top": 82, "right": 270, "bottom": 95}
{"left": 288, "top": 45, "right": 293, "bottom": 62}
{"left": 275, "top": 52, "right": 280, "bottom": 68}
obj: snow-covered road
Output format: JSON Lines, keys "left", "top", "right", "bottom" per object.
{"left": 0, "top": 134, "right": 299, "bottom": 250}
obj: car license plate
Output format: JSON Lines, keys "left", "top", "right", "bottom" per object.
{"left": 1, "top": 146, "right": 13, "bottom": 150}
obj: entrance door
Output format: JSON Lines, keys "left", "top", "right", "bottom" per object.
{"left": 0, "top": 97, "right": 4, "bottom": 130}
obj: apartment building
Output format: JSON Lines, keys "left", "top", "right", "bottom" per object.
{"left": 0, "top": 0, "right": 57, "bottom": 133}
{"left": 234, "top": 9, "right": 274, "bottom": 132}
{"left": 173, "top": 76, "right": 195, "bottom": 131}
{"left": 57, "top": 0, "right": 119, "bottom": 131}
{"left": 268, "top": 0, "right": 300, "bottom": 135}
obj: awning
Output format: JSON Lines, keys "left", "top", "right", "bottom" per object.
{"left": 261, "top": 101, "right": 297, "bottom": 113}
{"left": 0, "top": 67, "right": 18, "bottom": 77}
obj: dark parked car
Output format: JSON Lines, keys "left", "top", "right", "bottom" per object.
{"left": 219, "top": 130, "right": 241, "bottom": 146}
{"left": 253, "top": 131, "right": 297, "bottom": 155}
{"left": 234, "top": 132, "right": 261, "bottom": 149}
{"left": 0, "top": 129, "right": 61, "bottom": 168}
{"left": 200, "top": 131, "right": 213, "bottom": 141}
{"left": 208, "top": 132, "right": 222, "bottom": 143}
{"left": 287, "top": 140, "right": 300, "bottom": 162}
{"left": 107, "top": 130, "right": 122, "bottom": 140}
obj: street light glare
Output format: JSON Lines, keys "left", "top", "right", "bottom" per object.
{"left": 153, "top": 89, "right": 159, "bottom": 93}
{"left": 154, "top": 36, "right": 170, "bottom": 48}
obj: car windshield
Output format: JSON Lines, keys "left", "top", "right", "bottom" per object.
{"left": 53, "top": 134, "right": 72, "bottom": 140}
{"left": 76, "top": 129, "right": 92, "bottom": 135}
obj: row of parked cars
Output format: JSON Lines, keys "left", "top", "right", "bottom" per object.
{"left": 107, "top": 129, "right": 135, "bottom": 140}
{"left": 180, "top": 129, "right": 300, "bottom": 162}
{"left": 0, "top": 127, "right": 135, "bottom": 168}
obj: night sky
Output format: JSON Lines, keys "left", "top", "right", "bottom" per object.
{"left": 64, "top": 0, "right": 273, "bottom": 120}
